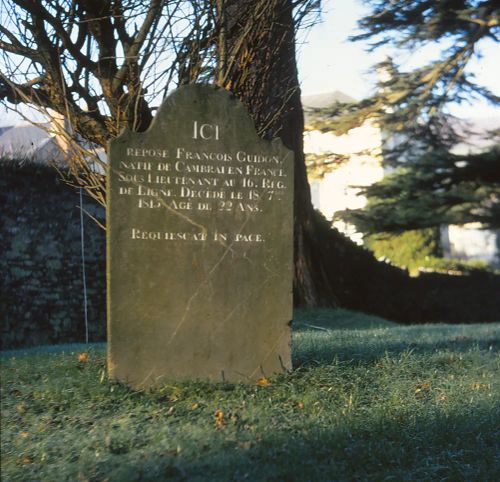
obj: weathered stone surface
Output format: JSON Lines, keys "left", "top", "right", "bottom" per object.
{"left": 107, "top": 84, "right": 294, "bottom": 388}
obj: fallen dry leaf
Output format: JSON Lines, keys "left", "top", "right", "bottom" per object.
{"left": 18, "top": 455, "right": 33, "bottom": 465}
{"left": 256, "top": 377, "right": 271, "bottom": 386}
{"left": 16, "top": 403, "right": 27, "bottom": 414}
{"left": 415, "top": 383, "right": 430, "bottom": 394}
{"left": 471, "top": 382, "right": 490, "bottom": 391}
{"left": 215, "top": 409, "right": 225, "bottom": 428}
{"left": 78, "top": 352, "right": 89, "bottom": 362}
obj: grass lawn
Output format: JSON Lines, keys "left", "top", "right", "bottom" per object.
{"left": 1, "top": 309, "right": 499, "bottom": 481}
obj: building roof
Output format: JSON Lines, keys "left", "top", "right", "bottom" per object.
{"left": 0, "top": 122, "right": 59, "bottom": 162}
{"left": 452, "top": 117, "right": 500, "bottom": 154}
{"left": 301, "top": 90, "right": 357, "bottom": 110}
{"left": 0, "top": 121, "right": 107, "bottom": 169}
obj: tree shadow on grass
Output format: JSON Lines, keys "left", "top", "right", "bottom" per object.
{"left": 292, "top": 325, "right": 500, "bottom": 367}
{"left": 0, "top": 342, "right": 106, "bottom": 358}
{"left": 75, "top": 404, "right": 499, "bottom": 482}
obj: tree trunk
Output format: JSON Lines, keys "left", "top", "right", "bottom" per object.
{"left": 220, "top": 0, "right": 337, "bottom": 306}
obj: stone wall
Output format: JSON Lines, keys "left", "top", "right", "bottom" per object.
{"left": 0, "top": 161, "right": 106, "bottom": 349}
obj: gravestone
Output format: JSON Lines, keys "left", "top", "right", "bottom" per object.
{"left": 107, "top": 84, "right": 294, "bottom": 388}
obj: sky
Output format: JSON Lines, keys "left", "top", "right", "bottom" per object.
{"left": 1, "top": 0, "right": 499, "bottom": 126}
{"left": 297, "top": 0, "right": 379, "bottom": 100}
{"left": 296, "top": 0, "right": 500, "bottom": 120}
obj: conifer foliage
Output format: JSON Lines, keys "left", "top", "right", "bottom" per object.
{"left": 313, "top": 0, "right": 500, "bottom": 234}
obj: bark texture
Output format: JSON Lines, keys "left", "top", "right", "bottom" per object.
{"left": 219, "top": 0, "right": 337, "bottom": 306}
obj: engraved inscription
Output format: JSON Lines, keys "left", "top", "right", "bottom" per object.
{"left": 114, "top": 122, "right": 290, "bottom": 244}
{"left": 130, "top": 228, "right": 265, "bottom": 243}
{"left": 192, "top": 121, "right": 220, "bottom": 140}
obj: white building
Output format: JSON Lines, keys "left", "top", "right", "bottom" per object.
{"left": 302, "top": 92, "right": 500, "bottom": 267}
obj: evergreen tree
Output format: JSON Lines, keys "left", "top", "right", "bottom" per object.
{"left": 341, "top": 144, "right": 500, "bottom": 233}
{"left": 308, "top": 0, "right": 500, "bottom": 234}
